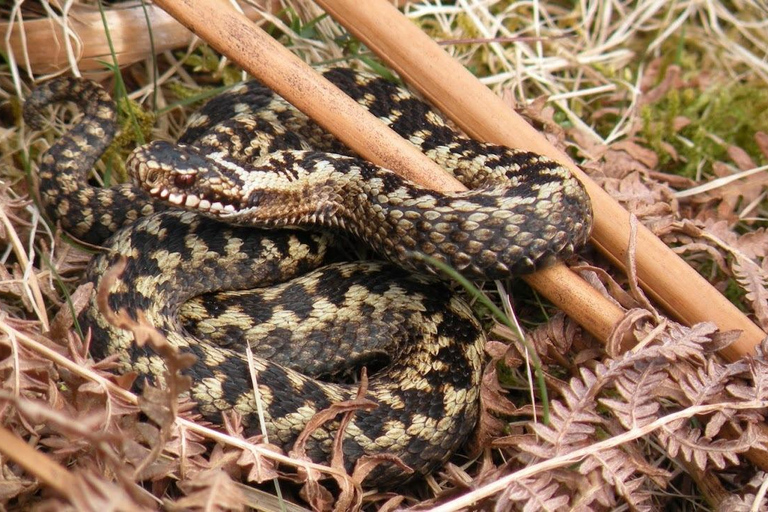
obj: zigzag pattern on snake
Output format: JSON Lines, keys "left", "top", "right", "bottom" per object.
{"left": 23, "top": 67, "right": 592, "bottom": 486}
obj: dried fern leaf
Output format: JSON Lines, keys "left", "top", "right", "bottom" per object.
{"left": 733, "top": 256, "right": 768, "bottom": 332}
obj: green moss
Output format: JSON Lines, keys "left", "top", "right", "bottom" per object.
{"left": 101, "top": 96, "right": 156, "bottom": 184}
{"left": 184, "top": 45, "right": 243, "bottom": 86}
{"left": 640, "top": 80, "right": 768, "bottom": 179}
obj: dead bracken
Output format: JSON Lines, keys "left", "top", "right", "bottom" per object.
{"left": 2, "top": 0, "right": 768, "bottom": 511}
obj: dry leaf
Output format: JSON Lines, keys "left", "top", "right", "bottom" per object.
{"left": 733, "top": 256, "right": 768, "bottom": 331}
{"left": 170, "top": 469, "right": 245, "bottom": 511}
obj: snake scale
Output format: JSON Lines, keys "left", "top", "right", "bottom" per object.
{"left": 24, "top": 67, "right": 592, "bottom": 486}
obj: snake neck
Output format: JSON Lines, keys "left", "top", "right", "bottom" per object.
{"left": 24, "top": 78, "right": 164, "bottom": 245}
{"left": 131, "top": 144, "right": 591, "bottom": 281}
{"left": 217, "top": 151, "right": 590, "bottom": 281}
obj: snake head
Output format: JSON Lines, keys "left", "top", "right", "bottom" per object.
{"left": 128, "top": 141, "right": 245, "bottom": 216}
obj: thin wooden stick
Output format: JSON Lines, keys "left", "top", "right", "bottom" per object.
{"left": 313, "top": 0, "right": 767, "bottom": 361}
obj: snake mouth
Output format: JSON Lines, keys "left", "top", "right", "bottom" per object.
{"left": 130, "top": 142, "right": 244, "bottom": 216}
{"left": 155, "top": 188, "right": 238, "bottom": 215}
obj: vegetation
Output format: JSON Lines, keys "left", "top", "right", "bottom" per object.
{"left": 1, "top": 0, "right": 767, "bottom": 510}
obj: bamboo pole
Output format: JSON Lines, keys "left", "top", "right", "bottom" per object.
{"left": 311, "top": 0, "right": 767, "bottom": 362}
{"left": 150, "top": 0, "right": 623, "bottom": 342}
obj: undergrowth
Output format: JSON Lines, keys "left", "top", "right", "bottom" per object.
{"left": 641, "top": 80, "right": 768, "bottom": 179}
{"left": 1, "top": 0, "right": 768, "bottom": 511}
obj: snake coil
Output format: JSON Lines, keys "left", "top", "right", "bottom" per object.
{"left": 24, "top": 68, "right": 592, "bottom": 486}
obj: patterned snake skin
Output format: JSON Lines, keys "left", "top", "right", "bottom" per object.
{"left": 23, "top": 68, "right": 592, "bottom": 486}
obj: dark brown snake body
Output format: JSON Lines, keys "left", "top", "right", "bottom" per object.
{"left": 24, "top": 68, "right": 592, "bottom": 486}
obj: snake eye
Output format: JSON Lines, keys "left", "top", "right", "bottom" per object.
{"left": 174, "top": 173, "right": 196, "bottom": 188}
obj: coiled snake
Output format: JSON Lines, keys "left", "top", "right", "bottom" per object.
{"left": 24, "top": 68, "right": 592, "bottom": 486}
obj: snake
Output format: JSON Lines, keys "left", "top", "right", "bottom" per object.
{"left": 23, "top": 67, "right": 592, "bottom": 487}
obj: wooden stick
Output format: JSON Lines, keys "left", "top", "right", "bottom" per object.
{"left": 151, "top": 0, "right": 623, "bottom": 342}
{"left": 314, "top": 0, "right": 767, "bottom": 361}
{"left": 0, "top": 1, "right": 275, "bottom": 76}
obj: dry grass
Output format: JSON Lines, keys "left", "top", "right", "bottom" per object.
{"left": 2, "top": 0, "right": 768, "bottom": 510}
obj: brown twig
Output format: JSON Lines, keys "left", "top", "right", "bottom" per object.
{"left": 0, "top": 1, "right": 279, "bottom": 76}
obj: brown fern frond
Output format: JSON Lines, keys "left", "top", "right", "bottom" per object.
{"left": 171, "top": 468, "right": 245, "bottom": 511}
{"left": 703, "top": 221, "right": 768, "bottom": 260}
{"left": 683, "top": 221, "right": 768, "bottom": 331}
{"left": 677, "top": 360, "right": 731, "bottom": 406}
{"left": 580, "top": 448, "right": 654, "bottom": 512}
{"left": 520, "top": 368, "right": 604, "bottom": 458}
{"left": 657, "top": 420, "right": 759, "bottom": 470}
{"left": 732, "top": 255, "right": 768, "bottom": 332}
{"left": 718, "top": 471, "right": 768, "bottom": 511}
{"left": 727, "top": 357, "right": 768, "bottom": 403}
{"left": 600, "top": 364, "right": 667, "bottom": 430}
{"left": 720, "top": 493, "right": 768, "bottom": 512}
{"left": 670, "top": 358, "right": 768, "bottom": 440}
{"left": 642, "top": 322, "right": 719, "bottom": 365}
{"left": 527, "top": 312, "right": 579, "bottom": 364}
{"left": 494, "top": 474, "right": 569, "bottom": 512}
{"left": 565, "top": 469, "right": 616, "bottom": 510}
